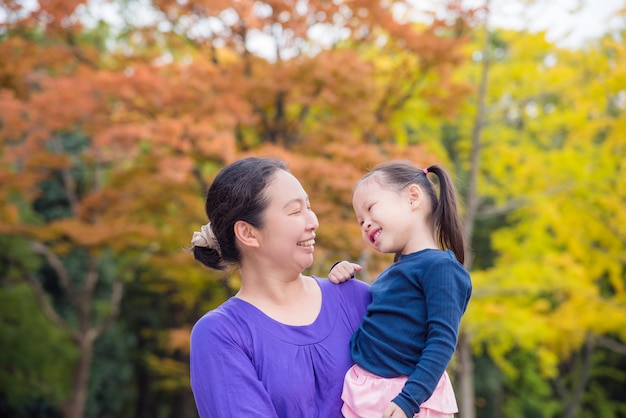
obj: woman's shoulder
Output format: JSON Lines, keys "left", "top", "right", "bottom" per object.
{"left": 314, "top": 276, "right": 371, "bottom": 328}
{"left": 315, "top": 275, "right": 370, "bottom": 292}
{"left": 315, "top": 276, "right": 371, "bottom": 306}
{"left": 191, "top": 298, "right": 247, "bottom": 341}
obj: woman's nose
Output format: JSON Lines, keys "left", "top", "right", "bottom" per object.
{"left": 308, "top": 210, "right": 319, "bottom": 230}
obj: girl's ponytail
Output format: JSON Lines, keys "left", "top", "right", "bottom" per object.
{"left": 425, "top": 165, "right": 465, "bottom": 264}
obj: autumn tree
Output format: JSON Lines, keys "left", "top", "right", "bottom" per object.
{"left": 146, "top": 0, "right": 474, "bottom": 257}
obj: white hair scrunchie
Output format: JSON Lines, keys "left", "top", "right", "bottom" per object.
{"left": 191, "top": 223, "right": 221, "bottom": 254}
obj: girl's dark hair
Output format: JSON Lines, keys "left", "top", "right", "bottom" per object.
{"left": 359, "top": 160, "right": 466, "bottom": 264}
{"left": 193, "top": 157, "right": 288, "bottom": 270}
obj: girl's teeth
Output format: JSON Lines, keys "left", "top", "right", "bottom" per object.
{"left": 297, "top": 239, "right": 315, "bottom": 246}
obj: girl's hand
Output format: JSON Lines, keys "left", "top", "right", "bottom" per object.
{"left": 328, "top": 260, "right": 362, "bottom": 284}
{"left": 382, "top": 402, "right": 408, "bottom": 418}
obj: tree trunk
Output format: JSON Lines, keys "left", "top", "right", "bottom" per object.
{"left": 458, "top": 2, "right": 491, "bottom": 417}
{"left": 28, "top": 244, "right": 125, "bottom": 418}
{"left": 168, "top": 388, "right": 199, "bottom": 418}
{"left": 135, "top": 359, "right": 154, "bottom": 418}
{"left": 557, "top": 336, "right": 595, "bottom": 418}
{"left": 62, "top": 336, "right": 94, "bottom": 418}
{"left": 456, "top": 332, "right": 475, "bottom": 418}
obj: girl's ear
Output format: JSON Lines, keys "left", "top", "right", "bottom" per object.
{"left": 234, "top": 220, "right": 260, "bottom": 248}
{"left": 408, "top": 184, "right": 424, "bottom": 208}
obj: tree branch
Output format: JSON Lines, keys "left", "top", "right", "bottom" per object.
{"left": 564, "top": 336, "right": 595, "bottom": 418}
{"left": 476, "top": 183, "right": 573, "bottom": 220}
{"left": 596, "top": 335, "right": 626, "bottom": 355}
{"left": 92, "top": 244, "right": 158, "bottom": 337}
{"left": 91, "top": 279, "right": 123, "bottom": 339}
{"left": 31, "top": 242, "right": 76, "bottom": 300}
{"left": 83, "top": 256, "right": 99, "bottom": 295}
{"left": 27, "top": 272, "right": 79, "bottom": 342}
{"left": 51, "top": 137, "right": 80, "bottom": 216}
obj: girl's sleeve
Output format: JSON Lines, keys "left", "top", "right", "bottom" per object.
{"left": 190, "top": 312, "right": 279, "bottom": 418}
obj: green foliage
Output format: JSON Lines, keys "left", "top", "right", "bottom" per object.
{"left": 85, "top": 324, "right": 135, "bottom": 418}
{"left": 473, "top": 354, "right": 504, "bottom": 417}
{"left": 0, "top": 235, "right": 40, "bottom": 282}
{"left": 0, "top": 284, "right": 77, "bottom": 407}
{"left": 574, "top": 347, "right": 626, "bottom": 418}
{"left": 501, "top": 351, "right": 561, "bottom": 418}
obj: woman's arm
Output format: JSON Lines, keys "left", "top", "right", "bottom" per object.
{"left": 190, "top": 312, "right": 279, "bottom": 418}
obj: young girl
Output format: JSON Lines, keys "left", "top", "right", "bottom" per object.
{"left": 329, "top": 160, "right": 472, "bottom": 418}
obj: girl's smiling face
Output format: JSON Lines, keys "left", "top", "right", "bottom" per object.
{"left": 352, "top": 177, "right": 415, "bottom": 254}
{"left": 352, "top": 173, "right": 435, "bottom": 256}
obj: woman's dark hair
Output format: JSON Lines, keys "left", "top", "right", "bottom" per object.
{"left": 358, "top": 160, "right": 466, "bottom": 264}
{"left": 193, "top": 157, "right": 288, "bottom": 270}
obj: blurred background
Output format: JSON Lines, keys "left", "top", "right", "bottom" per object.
{"left": 1, "top": 0, "right": 625, "bottom": 417}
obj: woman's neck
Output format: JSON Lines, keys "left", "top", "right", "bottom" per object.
{"left": 236, "top": 271, "right": 322, "bottom": 326}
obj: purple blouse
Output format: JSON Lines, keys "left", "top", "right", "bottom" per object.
{"left": 190, "top": 277, "right": 371, "bottom": 417}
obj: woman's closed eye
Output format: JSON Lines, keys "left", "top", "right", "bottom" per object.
{"left": 288, "top": 203, "right": 312, "bottom": 215}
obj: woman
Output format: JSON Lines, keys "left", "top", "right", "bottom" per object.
{"left": 189, "top": 157, "right": 371, "bottom": 417}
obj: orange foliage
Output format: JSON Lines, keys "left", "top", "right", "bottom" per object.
{"left": 33, "top": 218, "right": 156, "bottom": 250}
{"left": 0, "top": 0, "right": 473, "bottom": 276}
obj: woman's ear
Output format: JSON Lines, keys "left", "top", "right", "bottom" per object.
{"left": 234, "top": 220, "right": 260, "bottom": 248}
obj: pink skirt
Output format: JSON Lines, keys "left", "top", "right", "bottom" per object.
{"left": 341, "top": 365, "right": 458, "bottom": 418}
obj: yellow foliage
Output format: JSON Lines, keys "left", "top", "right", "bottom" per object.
{"left": 455, "top": 26, "right": 626, "bottom": 379}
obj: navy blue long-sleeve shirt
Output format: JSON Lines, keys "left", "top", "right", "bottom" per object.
{"left": 350, "top": 249, "right": 472, "bottom": 416}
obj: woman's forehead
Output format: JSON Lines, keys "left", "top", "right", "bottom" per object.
{"left": 266, "top": 170, "right": 308, "bottom": 203}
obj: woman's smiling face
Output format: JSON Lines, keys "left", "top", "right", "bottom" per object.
{"left": 256, "top": 170, "right": 320, "bottom": 273}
